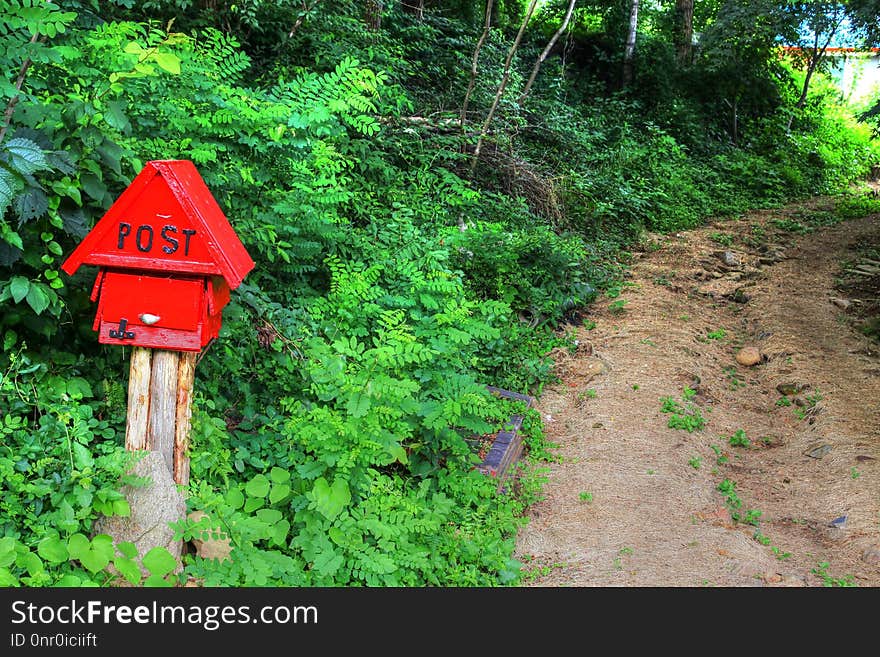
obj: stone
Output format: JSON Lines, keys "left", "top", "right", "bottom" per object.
{"left": 188, "top": 511, "right": 233, "bottom": 562}
{"left": 735, "top": 346, "right": 762, "bottom": 367}
{"left": 776, "top": 382, "right": 807, "bottom": 396}
{"left": 862, "top": 546, "right": 880, "bottom": 564}
{"left": 95, "top": 451, "right": 186, "bottom": 569}
{"left": 718, "top": 251, "right": 741, "bottom": 268}
{"left": 725, "top": 288, "right": 751, "bottom": 304}
{"left": 831, "top": 297, "right": 851, "bottom": 310}
{"left": 804, "top": 444, "right": 832, "bottom": 459}
{"left": 592, "top": 422, "right": 604, "bottom": 429}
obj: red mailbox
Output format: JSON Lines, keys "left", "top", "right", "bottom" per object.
{"left": 62, "top": 160, "right": 254, "bottom": 351}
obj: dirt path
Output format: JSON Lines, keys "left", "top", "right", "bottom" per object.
{"left": 516, "top": 196, "right": 880, "bottom": 587}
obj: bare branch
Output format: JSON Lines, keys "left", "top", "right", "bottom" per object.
{"left": 469, "top": 0, "right": 539, "bottom": 177}
{"left": 460, "top": 0, "right": 495, "bottom": 134}
{"left": 0, "top": 32, "right": 39, "bottom": 145}
{"left": 518, "top": 0, "right": 577, "bottom": 105}
{"left": 288, "top": 0, "right": 323, "bottom": 38}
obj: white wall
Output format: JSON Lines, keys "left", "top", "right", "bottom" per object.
{"left": 828, "top": 52, "right": 880, "bottom": 104}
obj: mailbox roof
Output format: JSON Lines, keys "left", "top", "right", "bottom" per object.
{"left": 62, "top": 160, "right": 254, "bottom": 288}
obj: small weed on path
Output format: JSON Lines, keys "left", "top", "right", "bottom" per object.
{"left": 727, "top": 429, "right": 750, "bottom": 448}
{"left": 660, "top": 387, "right": 707, "bottom": 432}
{"left": 812, "top": 562, "right": 856, "bottom": 587}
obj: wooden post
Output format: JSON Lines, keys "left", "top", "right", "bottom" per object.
{"left": 148, "top": 350, "right": 179, "bottom": 477}
{"left": 125, "top": 346, "right": 153, "bottom": 451}
{"left": 125, "top": 347, "right": 196, "bottom": 486}
{"left": 174, "top": 352, "right": 197, "bottom": 487}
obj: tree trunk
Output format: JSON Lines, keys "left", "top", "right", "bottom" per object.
{"left": 786, "top": 13, "right": 843, "bottom": 132}
{"left": 673, "top": 0, "right": 693, "bottom": 65}
{"left": 622, "top": 0, "right": 639, "bottom": 87}
{"left": 518, "top": 0, "right": 577, "bottom": 104}
{"left": 469, "top": 0, "right": 539, "bottom": 176}
{"left": 288, "top": 1, "right": 324, "bottom": 38}
{"left": 461, "top": 0, "right": 495, "bottom": 133}
{"left": 365, "top": 0, "right": 383, "bottom": 30}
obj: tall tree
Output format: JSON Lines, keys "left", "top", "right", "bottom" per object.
{"left": 785, "top": 2, "right": 848, "bottom": 131}
{"left": 673, "top": 0, "right": 694, "bottom": 64}
{"left": 518, "top": 0, "right": 578, "bottom": 104}
{"left": 700, "top": 0, "right": 789, "bottom": 144}
{"left": 401, "top": 0, "right": 424, "bottom": 19}
{"left": 470, "top": 0, "right": 539, "bottom": 174}
{"left": 461, "top": 0, "right": 495, "bottom": 133}
{"left": 365, "top": 0, "right": 383, "bottom": 30}
{"left": 622, "top": 0, "right": 640, "bottom": 86}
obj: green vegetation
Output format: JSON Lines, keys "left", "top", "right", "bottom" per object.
{"left": 578, "top": 491, "right": 593, "bottom": 503}
{"left": 812, "top": 561, "right": 856, "bottom": 587}
{"left": 727, "top": 429, "right": 751, "bottom": 448}
{"left": 716, "top": 478, "right": 761, "bottom": 526}
{"left": 660, "top": 386, "right": 707, "bottom": 432}
{"left": 723, "top": 366, "right": 745, "bottom": 390}
{"left": 1, "top": 1, "right": 878, "bottom": 588}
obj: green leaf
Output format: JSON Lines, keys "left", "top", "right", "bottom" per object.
{"left": 312, "top": 549, "right": 344, "bottom": 577}
{"left": 312, "top": 477, "right": 351, "bottom": 521}
{"left": 9, "top": 276, "right": 29, "bottom": 303}
{"left": 142, "top": 547, "right": 176, "bottom": 577}
{"left": 256, "top": 508, "right": 282, "bottom": 524}
{"left": 123, "top": 42, "right": 146, "bottom": 55}
{"left": 269, "top": 482, "right": 290, "bottom": 505}
{"left": 57, "top": 500, "right": 78, "bottom": 533}
{"left": 79, "top": 548, "right": 109, "bottom": 574}
{"left": 67, "top": 534, "right": 90, "bottom": 561}
{"left": 153, "top": 52, "right": 181, "bottom": 75}
{"left": 91, "top": 535, "right": 115, "bottom": 562}
{"left": 0, "top": 537, "right": 17, "bottom": 567}
{"left": 144, "top": 573, "right": 173, "bottom": 587}
{"left": 18, "top": 551, "right": 43, "bottom": 576}
{"left": 0, "top": 173, "right": 14, "bottom": 216}
{"left": 66, "top": 377, "right": 93, "bottom": 399}
{"left": 245, "top": 474, "right": 270, "bottom": 498}
{"left": 243, "top": 496, "right": 264, "bottom": 513}
{"left": 117, "top": 541, "right": 138, "bottom": 559}
{"left": 1, "top": 224, "right": 23, "bottom": 250}
{"left": 55, "top": 574, "right": 84, "bottom": 587}
{"left": 0, "top": 567, "right": 19, "bottom": 586}
{"left": 112, "top": 499, "right": 131, "bottom": 517}
{"left": 3, "top": 329, "right": 17, "bottom": 351}
{"left": 37, "top": 537, "right": 69, "bottom": 564}
{"left": 104, "top": 101, "right": 130, "bottom": 131}
{"left": 225, "top": 487, "right": 245, "bottom": 510}
{"left": 269, "top": 519, "right": 290, "bottom": 545}
{"left": 26, "top": 283, "right": 50, "bottom": 315}
{"left": 81, "top": 173, "right": 106, "bottom": 201}
{"left": 328, "top": 527, "right": 346, "bottom": 546}
{"left": 270, "top": 467, "right": 290, "bottom": 484}
{"left": 72, "top": 442, "right": 93, "bottom": 469}
{"left": 15, "top": 187, "right": 48, "bottom": 222}
{"left": 346, "top": 392, "right": 371, "bottom": 418}
{"left": 5, "top": 137, "right": 49, "bottom": 174}
{"left": 114, "top": 556, "right": 142, "bottom": 586}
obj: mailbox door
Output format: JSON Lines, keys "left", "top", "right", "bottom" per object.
{"left": 97, "top": 272, "right": 205, "bottom": 351}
